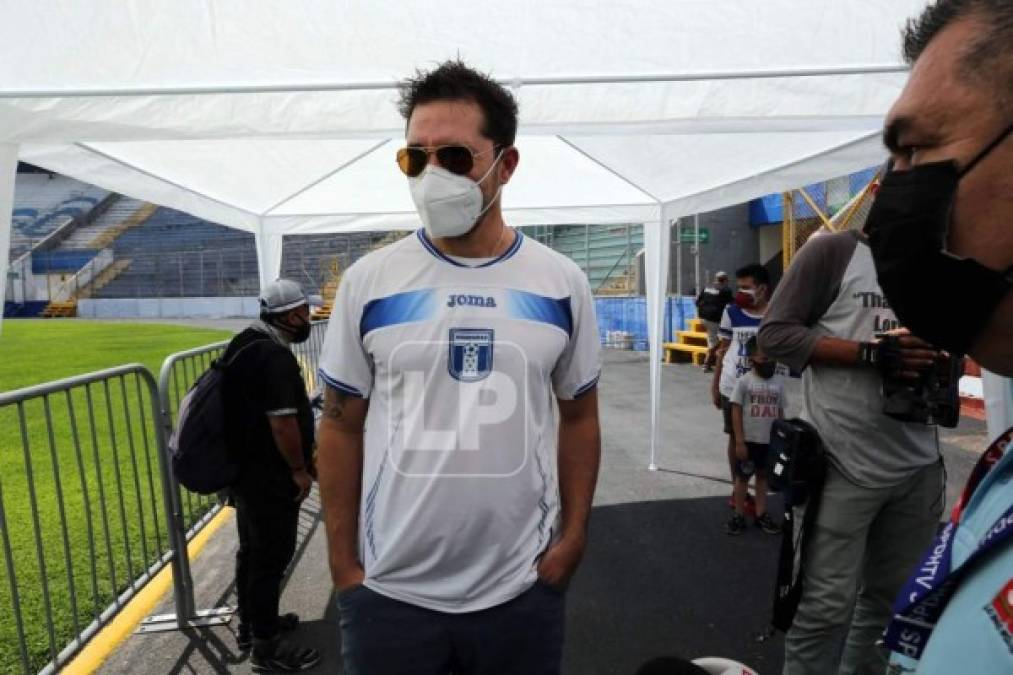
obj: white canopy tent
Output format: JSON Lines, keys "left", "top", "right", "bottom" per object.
{"left": 0, "top": 0, "right": 928, "bottom": 468}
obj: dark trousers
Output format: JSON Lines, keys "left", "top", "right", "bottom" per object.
{"left": 233, "top": 485, "right": 299, "bottom": 640}
{"left": 338, "top": 581, "right": 565, "bottom": 675}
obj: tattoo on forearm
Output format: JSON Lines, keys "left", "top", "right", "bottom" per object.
{"left": 323, "top": 388, "right": 348, "bottom": 421}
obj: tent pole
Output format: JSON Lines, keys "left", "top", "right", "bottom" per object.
{"left": 644, "top": 204, "right": 671, "bottom": 472}
{"left": 694, "top": 214, "right": 701, "bottom": 296}
{"left": 982, "top": 369, "right": 1012, "bottom": 443}
{"left": 0, "top": 144, "right": 18, "bottom": 334}
{"left": 676, "top": 218, "right": 683, "bottom": 298}
{"left": 0, "top": 63, "right": 909, "bottom": 99}
{"left": 254, "top": 220, "right": 270, "bottom": 292}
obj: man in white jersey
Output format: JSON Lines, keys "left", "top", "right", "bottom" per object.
{"left": 316, "top": 60, "right": 602, "bottom": 675}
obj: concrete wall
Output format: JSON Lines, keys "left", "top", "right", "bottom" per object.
{"left": 78, "top": 296, "right": 260, "bottom": 319}
{"left": 758, "top": 225, "right": 782, "bottom": 267}
{"left": 670, "top": 203, "right": 759, "bottom": 296}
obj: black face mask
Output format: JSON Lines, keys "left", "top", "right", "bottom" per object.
{"left": 276, "top": 314, "right": 311, "bottom": 344}
{"left": 754, "top": 362, "right": 776, "bottom": 379}
{"left": 289, "top": 318, "right": 312, "bottom": 344}
{"left": 866, "top": 124, "right": 1012, "bottom": 355}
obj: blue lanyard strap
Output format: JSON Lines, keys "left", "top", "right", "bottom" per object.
{"left": 883, "top": 426, "right": 1013, "bottom": 660}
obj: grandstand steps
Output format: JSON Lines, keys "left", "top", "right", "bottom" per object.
{"left": 311, "top": 280, "right": 339, "bottom": 321}
{"left": 664, "top": 319, "right": 710, "bottom": 365}
{"left": 77, "top": 259, "right": 133, "bottom": 299}
{"left": 40, "top": 300, "right": 78, "bottom": 318}
{"left": 59, "top": 196, "right": 151, "bottom": 250}
{"left": 88, "top": 201, "right": 158, "bottom": 249}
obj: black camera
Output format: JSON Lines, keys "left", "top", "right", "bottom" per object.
{"left": 878, "top": 335, "right": 963, "bottom": 428}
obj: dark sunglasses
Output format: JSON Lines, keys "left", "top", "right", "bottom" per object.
{"left": 396, "top": 144, "right": 499, "bottom": 178}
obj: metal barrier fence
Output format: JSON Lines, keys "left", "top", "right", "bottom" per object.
{"left": 0, "top": 365, "right": 175, "bottom": 675}
{"left": 293, "top": 320, "right": 328, "bottom": 397}
{"left": 0, "top": 320, "right": 328, "bottom": 674}
{"left": 151, "top": 339, "right": 229, "bottom": 630}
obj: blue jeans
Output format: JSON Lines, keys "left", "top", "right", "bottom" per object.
{"left": 338, "top": 581, "right": 565, "bottom": 675}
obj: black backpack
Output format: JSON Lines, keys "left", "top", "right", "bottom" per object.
{"left": 168, "top": 340, "right": 263, "bottom": 494}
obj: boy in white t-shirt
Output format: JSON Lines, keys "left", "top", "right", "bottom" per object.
{"left": 726, "top": 337, "right": 785, "bottom": 535}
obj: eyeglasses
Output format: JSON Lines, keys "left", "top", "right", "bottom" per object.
{"left": 396, "top": 144, "right": 499, "bottom": 178}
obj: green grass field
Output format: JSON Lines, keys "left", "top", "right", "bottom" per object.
{"left": 0, "top": 320, "right": 233, "bottom": 674}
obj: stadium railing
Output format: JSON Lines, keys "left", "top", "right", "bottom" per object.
{"left": 0, "top": 365, "right": 178, "bottom": 675}
{"left": 152, "top": 339, "right": 229, "bottom": 628}
{"left": 0, "top": 320, "right": 327, "bottom": 674}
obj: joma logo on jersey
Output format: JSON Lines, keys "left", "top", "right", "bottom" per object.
{"left": 447, "top": 294, "right": 497, "bottom": 308}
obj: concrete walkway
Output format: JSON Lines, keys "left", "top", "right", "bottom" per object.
{"left": 99, "top": 350, "right": 985, "bottom": 674}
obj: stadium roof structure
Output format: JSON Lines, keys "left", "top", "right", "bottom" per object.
{"left": 0, "top": 0, "right": 928, "bottom": 467}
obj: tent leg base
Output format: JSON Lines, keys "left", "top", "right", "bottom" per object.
{"left": 137, "top": 607, "right": 235, "bottom": 633}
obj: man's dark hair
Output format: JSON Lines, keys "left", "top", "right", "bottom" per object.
{"left": 398, "top": 59, "right": 519, "bottom": 148}
{"left": 903, "top": 0, "right": 1013, "bottom": 109}
{"left": 736, "top": 263, "right": 771, "bottom": 288}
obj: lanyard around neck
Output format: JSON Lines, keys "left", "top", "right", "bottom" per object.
{"left": 883, "top": 426, "right": 1013, "bottom": 660}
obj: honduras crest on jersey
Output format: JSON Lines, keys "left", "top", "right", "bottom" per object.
{"left": 448, "top": 328, "right": 494, "bottom": 382}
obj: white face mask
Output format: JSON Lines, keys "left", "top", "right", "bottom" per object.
{"left": 409, "top": 150, "right": 503, "bottom": 239}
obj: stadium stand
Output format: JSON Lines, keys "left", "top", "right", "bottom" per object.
{"left": 90, "top": 213, "right": 407, "bottom": 300}
{"left": 280, "top": 232, "right": 403, "bottom": 295}
{"left": 94, "top": 207, "right": 259, "bottom": 298}
{"left": 57, "top": 195, "right": 151, "bottom": 251}
{"left": 523, "top": 224, "right": 643, "bottom": 293}
{"left": 10, "top": 174, "right": 108, "bottom": 261}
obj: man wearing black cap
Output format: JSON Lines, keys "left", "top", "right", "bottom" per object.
{"left": 224, "top": 278, "right": 320, "bottom": 671}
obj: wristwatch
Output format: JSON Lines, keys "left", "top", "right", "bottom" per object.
{"left": 858, "top": 342, "right": 879, "bottom": 367}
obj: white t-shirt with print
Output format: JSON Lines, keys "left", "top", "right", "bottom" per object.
{"left": 730, "top": 371, "right": 787, "bottom": 444}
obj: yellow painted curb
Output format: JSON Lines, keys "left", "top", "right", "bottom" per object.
{"left": 62, "top": 507, "right": 235, "bottom": 675}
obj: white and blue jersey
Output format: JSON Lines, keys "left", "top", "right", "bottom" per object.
{"left": 718, "top": 304, "right": 764, "bottom": 397}
{"left": 318, "top": 229, "right": 601, "bottom": 613}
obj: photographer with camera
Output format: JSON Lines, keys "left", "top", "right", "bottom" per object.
{"left": 758, "top": 227, "right": 947, "bottom": 673}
